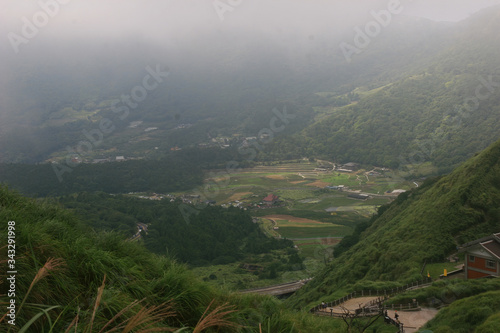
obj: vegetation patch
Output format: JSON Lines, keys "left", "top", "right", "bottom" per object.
{"left": 278, "top": 226, "right": 351, "bottom": 239}
{"left": 262, "top": 214, "right": 329, "bottom": 225}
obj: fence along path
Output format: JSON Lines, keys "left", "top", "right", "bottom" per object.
{"left": 310, "top": 277, "right": 433, "bottom": 316}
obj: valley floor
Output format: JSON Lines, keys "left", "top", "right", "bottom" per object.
{"left": 179, "top": 160, "right": 421, "bottom": 290}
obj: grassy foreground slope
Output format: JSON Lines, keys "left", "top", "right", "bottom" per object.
{"left": 0, "top": 187, "right": 304, "bottom": 332}
{"left": 1, "top": 186, "right": 384, "bottom": 332}
{"left": 289, "top": 137, "right": 500, "bottom": 308}
{"left": 424, "top": 290, "right": 500, "bottom": 332}
{"left": 0, "top": 186, "right": 217, "bottom": 331}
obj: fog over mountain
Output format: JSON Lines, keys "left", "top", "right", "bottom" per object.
{"left": 1, "top": 0, "right": 500, "bottom": 163}
{"left": 2, "top": 0, "right": 499, "bottom": 103}
{"left": 4, "top": 3, "right": 500, "bottom": 332}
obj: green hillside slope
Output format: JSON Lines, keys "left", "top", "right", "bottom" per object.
{"left": 424, "top": 290, "right": 500, "bottom": 332}
{"left": 289, "top": 137, "right": 500, "bottom": 307}
{"left": 0, "top": 186, "right": 218, "bottom": 331}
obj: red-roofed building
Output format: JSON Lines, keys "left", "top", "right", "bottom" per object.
{"left": 262, "top": 194, "right": 279, "bottom": 206}
{"left": 459, "top": 233, "right": 500, "bottom": 280}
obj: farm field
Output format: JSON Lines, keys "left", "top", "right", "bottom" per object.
{"left": 261, "top": 215, "right": 348, "bottom": 239}
{"left": 177, "top": 160, "right": 415, "bottom": 285}
{"left": 259, "top": 214, "right": 345, "bottom": 262}
{"left": 179, "top": 159, "right": 413, "bottom": 247}
{"left": 278, "top": 226, "right": 350, "bottom": 239}
{"left": 295, "top": 238, "right": 341, "bottom": 261}
{"left": 193, "top": 160, "right": 410, "bottom": 210}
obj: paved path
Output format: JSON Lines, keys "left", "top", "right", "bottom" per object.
{"left": 316, "top": 297, "right": 380, "bottom": 315}
{"left": 386, "top": 308, "right": 438, "bottom": 333}
{"left": 315, "top": 297, "right": 438, "bottom": 332}
{"left": 331, "top": 297, "right": 380, "bottom": 312}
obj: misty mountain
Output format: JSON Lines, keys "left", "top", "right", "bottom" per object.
{"left": 0, "top": 11, "right": 453, "bottom": 163}
{"left": 263, "top": 8, "right": 500, "bottom": 172}
{"left": 1, "top": 4, "right": 499, "bottom": 179}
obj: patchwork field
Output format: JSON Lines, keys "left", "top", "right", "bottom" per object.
{"left": 260, "top": 214, "right": 347, "bottom": 264}
{"left": 263, "top": 214, "right": 331, "bottom": 225}
{"left": 278, "top": 226, "right": 351, "bottom": 239}
{"left": 196, "top": 161, "right": 409, "bottom": 210}
{"left": 262, "top": 214, "right": 347, "bottom": 238}
{"left": 176, "top": 160, "right": 413, "bottom": 281}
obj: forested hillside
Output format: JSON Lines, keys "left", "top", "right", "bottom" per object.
{"left": 58, "top": 192, "right": 297, "bottom": 266}
{"left": 0, "top": 157, "right": 203, "bottom": 197}
{"left": 289, "top": 137, "right": 500, "bottom": 307}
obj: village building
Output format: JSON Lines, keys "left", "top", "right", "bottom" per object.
{"left": 459, "top": 233, "right": 500, "bottom": 280}
{"left": 340, "top": 162, "right": 360, "bottom": 171}
{"left": 92, "top": 158, "right": 110, "bottom": 164}
{"left": 325, "top": 185, "right": 345, "bottom": 191}
{"left": 348, "top": 193, "right": 369, "bottom": 200}
{"left": 262, "top": 194, "right": 279, "bottom": 206}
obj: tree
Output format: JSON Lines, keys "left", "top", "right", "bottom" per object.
{"left": 339, "top": 305, "right": 384, "bottom": 333}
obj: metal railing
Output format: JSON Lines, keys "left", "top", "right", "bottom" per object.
{"left": 310, "top": 277, "right": 432, "bottom": 313}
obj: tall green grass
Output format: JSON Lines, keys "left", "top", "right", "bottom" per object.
{"left": 0, "top": 186, "right": 365, "bottom": 332}
{"left": 424, "top": 290, "right": 500, "bottom": 332}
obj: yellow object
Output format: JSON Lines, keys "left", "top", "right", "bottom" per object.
{"left": 427, "top": 271, "right": 430, "bottom": 278}
{"left": 444, "top": 269, "right": 447, "bottom": 277}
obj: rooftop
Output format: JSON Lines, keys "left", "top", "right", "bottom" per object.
{"left": 459, "top": 232, "right": 500, "bottom": 259}
{"left": 263, "top": 194, "right": 279, "bottom": 202}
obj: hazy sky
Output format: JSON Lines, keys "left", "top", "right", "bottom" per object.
{"left": 1, "top": 0, "right": 500, "bottom": 100}
{"left": 3, "top": 0, "right": 500, "bottom": 43}
{"left": 405, "top": 0, "right": 500, "bottom": 21}
{"left": 2, "top": 0, "right": 500, "bottom": 97}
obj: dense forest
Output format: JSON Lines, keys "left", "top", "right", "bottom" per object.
{"left": 58, "top": 192, "right": 299, "bottom": 267}
{"left": 0, "top": 157, "right": 203, "bottom": 197}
